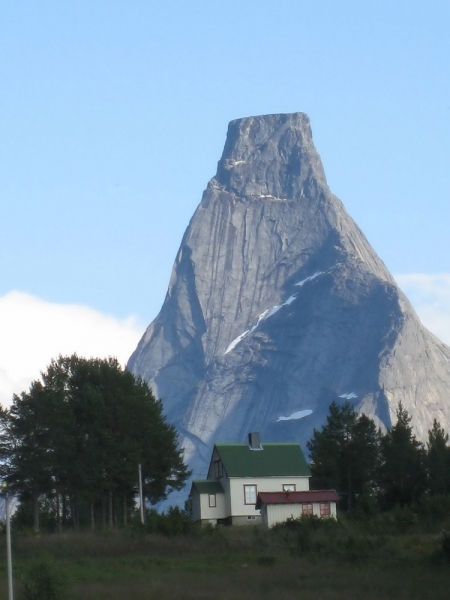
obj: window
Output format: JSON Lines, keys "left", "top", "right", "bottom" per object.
{"left": 244, "top": 485, "right": 257, "bottom": 504}
{"left": 283, "top": 484, "right": 296, "bottom": 492}
{"left": 247, "top": 516, "right": 257, "bottom": 521}
{"left": 320, "top": 502, "right": 331, "bottom": 516}
{"left": 209, "top": 494, "right": 216, "bottom": 508}
{"left": 302, "top": 503, "right": 313, "bottom": 515}
{"left": 213, "top": 460, "right": 223, "bottom": 479}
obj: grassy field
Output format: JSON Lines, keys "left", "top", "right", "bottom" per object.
{"left": 0, "top": 518, "right": 449, "bottom": 599}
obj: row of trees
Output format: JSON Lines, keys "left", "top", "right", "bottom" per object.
{"left": 308, "top": 401, "right": 450, "bottom": 511}
{"left": 0, "top": 355, "right": 189, "bottom": 532}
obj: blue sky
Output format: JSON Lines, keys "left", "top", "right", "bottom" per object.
{"left": 1, "top": 1, "right": 449, "bottom": 403}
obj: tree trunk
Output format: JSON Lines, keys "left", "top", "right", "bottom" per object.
{"left": 108, "top": 490, "right": 114, "bottom": 529}
{"left": 71, "top": 496, "right": 80, "bottom": 531}
{"left": 90, "top": 502, "right": 95, "bottom": 530}
{"left": 62, "top": 494, "right": 67, "bottom": 526}
{"left": 101, "top": 493, "right": 107, "bottom": 529}
{"left": 57, "top": 493, "right": 62, "bottom": 533}
{"left": 123, "top": 494, "right": 128, "bottom": 527}
{"left": 347, "top": 467, "right": 353, "bottom": 511}
{"left": 33, "top": 487, "right": 40, "bottom": 534}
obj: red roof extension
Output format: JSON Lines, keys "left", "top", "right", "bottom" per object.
{"left": 256, "top": 490, "right": 340, "bottom": 507}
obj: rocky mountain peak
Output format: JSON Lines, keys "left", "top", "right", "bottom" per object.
{"left": 128, "top": 113, "right": 450, "bottom": 504}
{"left": 214, "top": 112, "right": 328, "bottom": 199}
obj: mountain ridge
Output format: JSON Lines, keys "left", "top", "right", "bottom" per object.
{"left": 128, "top": 112, "right": 450, "bottom": 494}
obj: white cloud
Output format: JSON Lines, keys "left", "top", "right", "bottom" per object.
{"left": 3, "top": 275, "right": 449, "bottom": 409}
{"left": 0, "top": 291, "right": 144, "bottom": 407}
{"left": 395, "top": 273, "right": 450, "bottom": 346}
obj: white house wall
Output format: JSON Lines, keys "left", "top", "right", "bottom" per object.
{"left": 264, "top": 502, "right": 337, "bottom": 528}
{"left": 192, "top": 489, "right": 226, "bottom": 522}
{"left": 201, "top": 491, "right": 226, "bottom": 521}
{"left": 228, "top": 477, "right": 310, "bottom": 518}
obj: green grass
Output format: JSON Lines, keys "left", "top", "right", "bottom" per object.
{"left": 0, "top": 521, "right": 448, "bottom": 599}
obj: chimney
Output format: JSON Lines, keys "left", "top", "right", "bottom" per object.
{"left": 248, "top": 432, "right": 262, "bottom": 450}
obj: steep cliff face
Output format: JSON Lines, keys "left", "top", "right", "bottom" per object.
{"left": 128, "top": 113, "right": 450, "bottom": 485}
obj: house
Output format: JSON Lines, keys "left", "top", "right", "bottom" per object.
{"left": 256, "top": 489, "right": 340, "bottom": 528}
{"left": 190, "top": 432, "right": 338, "bottom": 526}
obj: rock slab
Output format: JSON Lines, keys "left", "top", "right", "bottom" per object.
{"left": 128, "top": 113, "right": 450, "bottom": 496}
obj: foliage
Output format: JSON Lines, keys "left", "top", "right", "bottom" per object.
{"left": 384, "top": 505, "right": 418, "bottom": 534}
{"left": 274, "top": 514, "right": 327, "bottom": 532}
{"left": 12, "top": 496, "right": 59, "bottom": 533}
{"left": 255, "top": 554, "right": 276, "bottom": 566}
{"left": 0, "top": 520, "right": 448, "bottom": 600}
{"left": 1, "top": 355, "right": 190, "bottom": 532}
{"left": 440, "top": 530, "right": 450, "bottom": 562}
{"left": 308, "top": 401, "right": 450, "bottom": 514}
{"left": 418, "top": 493, "right": 450, "bottom": 525}
{"left": 426, "top": 420, "right": 450, "bottom": 495}
{"left": 22, "top": 561, "right": 68, "bottom": 600}
{"left": 352, "top": 504, "right": 418, "bottom": 535}
{"left": 272, "top": 514, "right": 341, "bottom": 554}
{"left": 378, "top": 402, "right": 426, "bottom": 509}
{"left": 307, "top": 401, "right": 381, "bottom": 509}
{"left": 131, "top": 506, "right": 194, "bottom": 536}
{"left": 157, "top": 506, "right": 193, "bottom": 535}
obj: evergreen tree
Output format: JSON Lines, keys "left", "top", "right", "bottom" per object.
{"left": 378, "top": 402, "right": 426, "bottom": 508}
{"left": 307, "top": 401, "right": 381, "bottom": 509}
{"left": 1, "top": 355, "right": 190, "bottom": 531}
{"left": 5, "top": 382, "right": 57, "bottom": 532}
{"left": 426, "top": 419, "right": 450, "bottom": 496}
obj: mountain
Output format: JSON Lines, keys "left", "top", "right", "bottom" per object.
{"left": 128, "top": 112, "right": 450, "bottom": 492}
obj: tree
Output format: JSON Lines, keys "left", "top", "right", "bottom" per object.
{"left": 378, "top": 402, "right": 426, "bottom": 508}
{"left": 307, "top": 401, "right": 381, "bottom": 510}
{"left": 426, "top": 419, "right": 450, "bottom": 496}
{"left": 1, "top": 355, "right": 190, "bottom": 532}
{"left": 5, "top": 382, "right": 57, "bottom": 532}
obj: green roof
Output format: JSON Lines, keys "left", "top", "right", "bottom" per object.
{"left": 214, "top": 443, "right": 311, "bottom": 478}
{"left": 191, "top": 480, "right": 224, "bottom": 494}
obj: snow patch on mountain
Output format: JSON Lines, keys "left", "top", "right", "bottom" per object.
{"left": 224, "top": 294, "right": 300, "bottom": 355}
{"left": 277, "top": 409, "right": 313, "bottom": 422}
{"left": 224, "top": 330, "right": 250, "bottom": 355}
{"left": 265, "top": 304, "right": 282, "bottom": 319}
{"left": 223, "top": 273, "right": 327, "bottom": 355}
{"left": 295, "top": 271, "right": 324, "bottom": 287}
{"left": 249, "top": 310, "right": 270, "bottom": 333}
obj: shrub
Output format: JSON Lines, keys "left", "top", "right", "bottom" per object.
{"left": 256, "top": 555, "right": 276, "bottom": 566}
{"left": 440, "top": 530, "right": 450, "bottom": 562}
{"left": 353, "top": 489, "right": 379, "bottom": 520}
{"left": 419, "top": 494, "right": 450, "bottom": 524}
{"left": 129, "top": 506, "right": 193, "bottom": 536}
{"left": 275, "top": 514, "right": 321, "bottom": 532}
{"left": 343, "top": 535, "right": 374, "bottom": 561}
{"left": 157, "top": 506, "right": 193, "bottom": 536}
{"left": 144, "top": 508, "right": 162, "bottom": 533}
{"left": 22, "top": 561, "right": 68, "bottom": 600}
{"left": 272, "top": 516, "right": 317, "bottom": 553}
{"left": 390, "top": 506, "right": 418, "bottom": 534}
{"left": 364, "top": 506, "right": 418, "bottom": 535}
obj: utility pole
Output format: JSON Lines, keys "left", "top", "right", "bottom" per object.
{"left": 2, "top": 483, "right": 13, "bottom": 600}
{"left": 138, "top": 464, "right": 144, "bottom": 525}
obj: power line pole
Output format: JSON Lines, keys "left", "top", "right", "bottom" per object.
{"left": 138, "top": 464, "right": 144, "bottom": 525}
{"left": 2, "top": 484, "right": 13, "bottom": 600}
